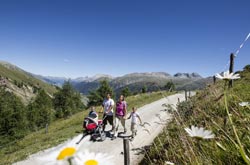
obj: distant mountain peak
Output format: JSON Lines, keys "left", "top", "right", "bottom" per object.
{"left": 92, "top": 74, "right": 113, "bottom": 80}
{"left": 73, "top": 76, "right": 89, "bottom": 82}
{"left": 123, "top": 72, "right": 171, "bottom": 78}
{"left": 174, "top": 72, "right": 202, "bottom": 78}
{"left": 75, "top": 74, "right": 113, "bottom": 83}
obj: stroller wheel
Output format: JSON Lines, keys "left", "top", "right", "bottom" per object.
{"left": 90, "top": 135, "right": 96, "bottom": 141}
{"left": 100, "top": 131, "right": 106, "bottom": 141}
{"left": 91, "top": 137, "right": 97, "bottom": 142}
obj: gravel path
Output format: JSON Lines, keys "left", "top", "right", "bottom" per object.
{"left": 15, "top": 92, "right": 191, "bottom": 165}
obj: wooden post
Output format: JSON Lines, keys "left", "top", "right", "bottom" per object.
{"left": 229, "top": 53, "right": 234, "bottom": 88}
{"left": 185, "top": 90, "right": 188, "bottom": 101}
{"left": 123, "top": 138, "right": 130, "bottom": 165}
{"left": 45, "top": 123, "right": 48, "bottom": 134}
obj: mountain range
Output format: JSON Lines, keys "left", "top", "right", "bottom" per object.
{"left": 0, "top": 61, "right": 212, "bottom": 100}
{"left": 35, "top": 72, "right": 203, "bottom": 85}
{"left": 33, "top": 71, "right": 212, "bottom": 95}
{"left": 32, "top": 74, "right": 113, "bottom": 86}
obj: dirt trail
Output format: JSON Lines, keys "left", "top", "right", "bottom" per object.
{"left": 15, "top": 92, "right": 192, "bottom": 165}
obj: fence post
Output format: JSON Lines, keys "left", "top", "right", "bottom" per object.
{"left": 213, "top": 75, "right": 216, "bottom": 84}
{"left": 185, "top": 90, "right": 188, "bottom": 101}
{"left": 45, "top": 123, "right": 48, "bottom": 134}
{"left": 229, "top": 53, "right": 234, "bottom": 88}
{"left": 123, "top": 138, "right": 130, "bottom": 165}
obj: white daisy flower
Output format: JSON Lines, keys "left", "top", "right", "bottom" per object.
{"left": 215, "top": 71, "right": 240, "bottom": 80}
{"left": 239, "top": 102, "right": 250, "bottom": 107}
{"left": 184, "top": 126, "right": 215, "bottom": 139}
{"left": 75, "top": 150, "right": 114, "bottom": 165}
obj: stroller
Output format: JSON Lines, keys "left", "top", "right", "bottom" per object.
{"left": 76, "top": 116, "right": 106, "bottom": 144}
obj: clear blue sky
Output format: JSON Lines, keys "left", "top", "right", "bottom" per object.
{"left": 0, "top": 0, "right": 249, "bottom": 78}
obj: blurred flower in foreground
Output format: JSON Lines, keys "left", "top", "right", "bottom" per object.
{"left": 215, "top": 71, "right": 240, "bottom": 80}
{"left": 239, "top": 102, "right": 250, "bottom": 107}
{"left": 75, "top": 150, "right": 114, "bottom": 165}
{"left": 55, "top": 143, "right": 82, "bottom": 165}
{"left": 165, "top": 161, "right": 175, "bottom": 165}
{"left": 56, "top": 148, "right": 114, "bottom": 165}
{"left": 57, "top": 147, "right": 76, "bottom": 160}
{"left": 185, "top": 126, "right": 215, "bottom": 139}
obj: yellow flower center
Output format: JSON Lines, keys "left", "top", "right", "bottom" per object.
{"left": 85, "top": 159, "right": 98, "bottom": 165}
{"left": 57, "top": 147, "right": 76, "bottom": 160}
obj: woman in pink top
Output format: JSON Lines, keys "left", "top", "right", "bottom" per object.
{"left": 113, "top": 95, "right": 127, "bottom": 139}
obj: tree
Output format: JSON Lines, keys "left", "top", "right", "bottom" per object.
{"left": 141, "top": 85, "right": 147, "bottom": 93}
{"left": 121, "top": 87, "right": 131, "bottom": 97}
{"left": 97, "top": 80, "right": 114, "bottom": 99}
{"left": 88, "top": 79, "right": 114, "bottom": 106}
{"left": 164, "top": 81, "right": 175, "bottom": 92}
{"left": 54, "top": 81, "right": 83, "bottom": 118}
{"left": 27, "top": 90, "right": 53, "bottom": 130}
{"left": 0, "top": 88, "right": 28, "bottom": 144}
{"left": 243, "top": 65, "right": 250, "bottom": 71}
{"left": 87, "top": 90, "right": 103, "bottom": 107}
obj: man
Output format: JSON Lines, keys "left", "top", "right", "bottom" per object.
{"left": 102, "top": 93, "right": 115, "bottom": 132}
{"left": 113, "top": 95, "right": 127, "bottom": 139}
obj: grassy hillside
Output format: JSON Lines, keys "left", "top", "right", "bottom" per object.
{"left": 1, "top": 90, "right": 173, "bottom": 164}
{"left": 140, "top": 66, "right": 250, "bottom": 164}
{"left": 176, "top": 77, "right": 213, "bottom": 90}
{"left": 0, "top": 62, "right": 57, "bottom": 103}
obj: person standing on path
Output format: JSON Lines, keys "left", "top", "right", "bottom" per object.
{"left": 102, "top": 93, "right": 115, "bottom": 132}
{"left": 113, "top": 95, "right": 127, "bottom": 139}
{"left": 127, "top": 107, "right": 142, "bottom": 140}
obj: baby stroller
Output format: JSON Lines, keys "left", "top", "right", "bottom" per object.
{"left": 76, "top": 116, "right": 106, "bottom": 143}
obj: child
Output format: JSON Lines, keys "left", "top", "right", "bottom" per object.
{"left": 127, "top": 107, "right": 142, "bottom": 139}
{"left": 88, "top": 106, "right": 98, "bottom": 124}
{"left": 83, "top": 106, "right": 99, "bottom": 130}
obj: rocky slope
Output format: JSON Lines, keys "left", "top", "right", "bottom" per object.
{"left": 0, "top": 61, "right": 57, "bottom": 104}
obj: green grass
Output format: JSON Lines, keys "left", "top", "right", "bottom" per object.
{"left": 0, "top": 90, "right": 172, "bottom": 165}
{"left": 140, "top": 68, "right": 250, "bottom": 164}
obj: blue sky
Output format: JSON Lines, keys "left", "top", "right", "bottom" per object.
{"left": 0, "top": 0, "right": 249, "bottom": 78}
